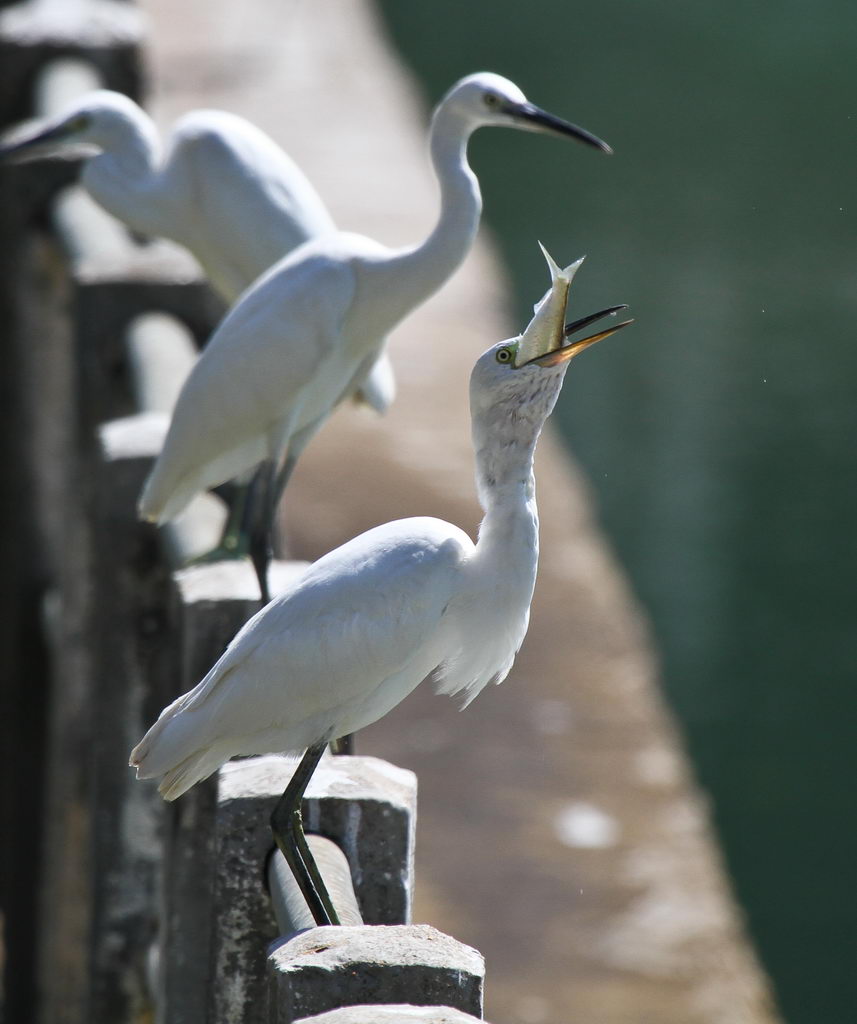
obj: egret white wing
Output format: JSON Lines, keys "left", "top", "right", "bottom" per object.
{"left": 166, "top": 112, "right": 336, "bottom": 300}
{"left": 131, "top": 517, "right": 473, "bottom": 783}
{"left": 191, "top": 517, "right": 470, "bottom": 718}
{"left": 138, "top": 241, "right": 360, "bottom": 522}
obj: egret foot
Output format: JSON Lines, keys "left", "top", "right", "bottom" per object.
{"left": 191, "top": 481, "right": 252, "bottom": 564}
{"left": 187, "top": 532, "right": 251, "bottom": 566}
{"left": 270, "top": 742, "right": 341, "bottom": 926}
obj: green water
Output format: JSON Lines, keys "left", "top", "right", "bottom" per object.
{"left": 378, "top": 2, "right": 857, "bottom": 1021}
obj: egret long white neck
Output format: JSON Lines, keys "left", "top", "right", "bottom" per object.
{"left": 472, "top": 410, "right": 543, "bottom": 556}
{"left": 81, "top": 114, "right": 162, "bottom": 230}
{"left": 475, "top": 434, "right": 538, "bottom": 508}
{"left": 472, "top": 442, "right": 540, "bottom": 625}
{"left": 389, "top": 105, "right": 482, "bottom": 312}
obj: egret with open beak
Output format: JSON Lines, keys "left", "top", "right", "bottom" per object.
{"left": 130, "top": 245, "right": 632, "bottom": 926}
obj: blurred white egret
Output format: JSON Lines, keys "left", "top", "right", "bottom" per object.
{"left": 0, "top": 90, "right": 394, "bottom": 414}
{"left": 1, "top": 91, "right": 333, "bottom": 294}
{"left": 136, "top": 72, "right": 612, "bottom": 603}
{"left": 130, "top": 245, "right": 633, "bottom": 924}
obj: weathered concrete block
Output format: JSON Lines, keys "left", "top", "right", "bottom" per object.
{"left": 267, "top": 925, "right": 485, "bottom": 1024}
{"left": 47, "top": 182, "right": 222, "bottom": 437}
{"left": 99, "top": 411, "right": 229, "bottom": 566}
{"left": 157, "top": 558, "right": 309, "bottom": 1024}
{"left": 0, "top": 31, "right": 143, "bottom": 1018}
{"left": 302, "top": 755, "right": 418, "bottom": 925}
{"left": 0, "top": 0, "right": 145, "bottom": 128}
{"left": 268, "top": 836, "right": 363, "bottom": 934}
{"left": 155, "top": 761, "right": 218, "bottom": 1024}
{"left": 202, "top": 754, "right": 416, "bottom": 1024}
{"left": 221, "top": 753, "right": 418, "bottom": 927}
{"left": 84, "top": 420, "right": 177, "bottom": 1023}
{"left": 126, "top": 310, "right": 198, "bottom": 414}
{"left": 174, "top": 558, "right": 309, "bottom": 615}
{"left": 71, "top": 237, "right": 222, "bottom": 435}
{"left": 0, "top": 60, "right": 101, "bottom": 215}
{"left": 296, "top": 1006, "right": 487, "bottom": 1024}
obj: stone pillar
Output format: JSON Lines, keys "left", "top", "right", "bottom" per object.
{"left": 156, "top": 560, "right": 308, "bottom": 1024}
{"left": 0, "top": 1, "right": 144, "bottom": 128}
{"left": 0, "top": 9, "right": 145, "bottom": 1017}
{"left": 83, "top": 417, "right": 175, "bottom": 1024}
{"left": 161, "top": 753, "right": 417, "bottom": 1024}
{"left": 267, "top": 925, "right": 485, "bottom": 1024}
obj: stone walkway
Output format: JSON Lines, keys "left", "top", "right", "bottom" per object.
{"left": 141, "top": 2, "right": 778, "bottom": 1021}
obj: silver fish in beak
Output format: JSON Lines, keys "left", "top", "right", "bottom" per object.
{"left": 515, "top": 244, "right": 633, "bottom": 368}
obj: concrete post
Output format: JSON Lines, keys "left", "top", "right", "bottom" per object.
{"left": 0, "top": 3, "right": 144, "bottom": 129}
{"left": 81, "top": 417, "right": 175, "bottom": 1023}
{"left": 219, "top": 752, "right": 418, "bottom": 931}
{"left": 161, "top": 753, "right": 417, "bottom": 1024}
{"left": 268, "top": 837, "right": 364, "bottom": 935}
{"left": 155, "top": 561, "right": 306, "bottom": 1024}
{"left": 294, "top": 1007, "right": 489, "bottom": 1024}
{"left": 69, "top": 229, "right": 222, "bottom": 437}
{"left": 267, "top": 925, "right": 485, "bottom": 1024}
{"left": 216, "top": 755, "right": 417, "bottom": 1024}
{"left": 0, "top": 22, "right": 144, "bottom": 1018}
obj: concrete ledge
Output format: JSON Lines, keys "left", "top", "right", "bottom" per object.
{"left": 295, "top": 1007, "right": 487, "bottom": 1024}
{"left": 175, "top": 559, "right": 309, "bottom": 605}
{"left": 218, "top": 753, "right": 417, "bottom": 925}
{"left": 268, "top": 837, "right": 364, "bottom": 935}
{"left": 267, "top": 925, "right": 484, "bottom": 1024}
{"left": 160, "top": 754, "right": 418, "bottom": 1024}
{"left": 0, "top": 1, "right": 144, "bottom": 128}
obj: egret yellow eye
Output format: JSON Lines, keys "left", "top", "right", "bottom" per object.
{"left": 495, "top": 347, "right": 513, "bottom": 364}
{"left": 483, "top": 93, "right": 501, "bottom": 109}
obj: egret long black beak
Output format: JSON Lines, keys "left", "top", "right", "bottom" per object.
{"left": 564, "top": 304, "right": 628, "bottom": 338}
{"left": 526, "top": 309, "right": 634, "bottom": 367}
{"left": 510, "top": 102, "right": 612, "bottom": 154}
{"left": 0, "top": 122, "right": 73, "bottom": 162}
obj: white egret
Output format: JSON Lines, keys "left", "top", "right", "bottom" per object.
{"left": 130, "top": 246, "right": 633, "bottom": 925}
{"left": 0, "top": 90, "right": 394, "bottom": 427}
{"left": 135, "top": 72, "right": 612, "bottom": 603}
{"left": 0, "top": 90, "right": 337, "bottom": 297}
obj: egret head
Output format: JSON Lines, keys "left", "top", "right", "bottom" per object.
{"left": 437, "top": 72, "right": 611, "bottom": 153}
{"left": 0, "top": 91, "right": 147, "bottom": 161}
{"left": 470, "top": 246, "right": 632, "bottom": 434}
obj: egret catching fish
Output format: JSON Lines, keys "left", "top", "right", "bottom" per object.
{"left": 130, "top": 246, "right": 633, "bottom": 926}
{"left": 135, "top": 72, "right": 612, "bottom": 603}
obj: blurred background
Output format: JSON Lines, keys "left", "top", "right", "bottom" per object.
{"left": 2, "top": 0, "right": 853, "bottom": 1020}
{"left": 376, "top": 2, "right": 857, "bottom": 1022}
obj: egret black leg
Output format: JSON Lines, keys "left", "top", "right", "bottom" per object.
{"left": 246, "top": 459, "right": 276, "bottom": 605}
{"left": 272, "top": 451, "right": 298, "bottom": 508}
{"left": 188, "top": 481, "right": 251, "bottom": 565}
{"left": 218, "top": 480, "right": 250, "bottom": 555}
{"left": 245, "top": 453, "right": 300, "bottom": 605}
{"left": 270, "top": 742, "right": 341, "bottom": 926}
